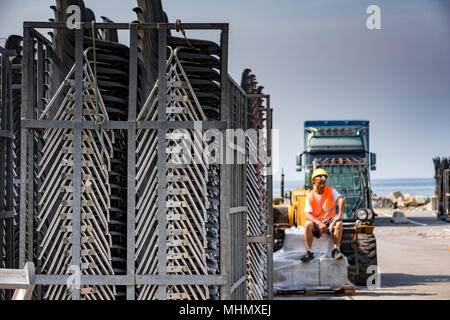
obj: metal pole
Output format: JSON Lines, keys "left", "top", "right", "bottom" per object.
{"left": 266, "top": 100, "right": 273, "bottom": 300}
{"left": 0, "top": 49, "right": 8, "bottom": 277}
{"left": 0, "top": 54, "right": 7, "bottom": 214}
{"left": 126, "top": 25, "right": 138, "bottom": 300}
{"left": 243, "top": 91, "right": 248, "bottom": 300}
{"left": 26, "top": 35, "right": 35, "bottom": 263}
{"left": 36, "top": 40, "right": 44, "bottom": 118}
{"left": 19, "top": 27, "right": 31, "bottom": 268}
{"left": 219, "top": 24, "right": 230, "bottom": 300}
{"left": 71, "top": 29, "right": 83, "bottom": 300}
{"left": 0, "top": 52, "right": 8, "bottom": 206}
{"left": 157, "top": 25, "right": 167, "bottom": 301}
{"left": 6, "top": 47, "right": 15, "bottom": 274}
{"left": 35, "top": 39, "right": 44, "bottom": 301}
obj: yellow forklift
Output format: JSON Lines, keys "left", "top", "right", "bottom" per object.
{"left": 273, "top": 121, "right": 377, "bottom": 285}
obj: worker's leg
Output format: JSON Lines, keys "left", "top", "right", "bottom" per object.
{"left": 332, "top": 220, "right": 343, "bottom": 247}
{"left": 304, "top": 220, "right": 315, "bottom": 250}
{"left": 301, "top": 221, "right": 317, "bottom": 262}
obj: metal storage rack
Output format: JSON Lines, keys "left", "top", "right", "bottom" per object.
{"left": 240, "top": 69, "right": 273, "bottom": 300}
{"left": 13, "top": 21, "right": 273, "bottom": 300}
{"left": 444, "top": 169, "right": 450, "bottom": 218}
{"left": 433, "top": 158, "right": 450, "bottom": 221}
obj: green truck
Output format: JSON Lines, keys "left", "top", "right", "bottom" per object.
{"left": 297, "top": 120, "right": 378, "bottom": 285}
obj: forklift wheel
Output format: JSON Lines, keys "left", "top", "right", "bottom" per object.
{"left": 354, "top": 233, "right": 377, "bottom": 286}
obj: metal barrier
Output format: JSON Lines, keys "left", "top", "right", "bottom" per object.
{"left": 0, "top": 44, "right": 19, "bottom": 300}
{"left": 241, "top": 71, "right": 273, "bottom": 300}
{"left": 226, "top": 77, "right": 249, "bottom": 299}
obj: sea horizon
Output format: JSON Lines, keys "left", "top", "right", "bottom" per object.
{"left": 272, "top": 177, "right": 435, "bottom": 198}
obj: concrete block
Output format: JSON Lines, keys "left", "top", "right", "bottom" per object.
{"left": 414, "top": 196, "right": 429, "bottom": 206}
{"left": 431, "top": 196, "right": 438, "bottom": 211}
{"left": 401, "top": 194, "right": 418, "bottom": 207}
{"left": 273, "top": 227, "right": 349, "bottom": 291}
{"left": 403, "top": 194, "right": 413, "bottom": 202}
{"left": 387, "top": 191, "right": 404, "bottom": 204}
{"left": 391, "top": 211, "right": 409, "bottom": 224}
{"left": 319, "top": 257, "right": 349, "bottom": 288}
{"left": 273, "top": 257, "right": 321, "bottom": 289}
{"left": 372, "top": 198, "right": 383, "bottom": 208}
{"left": 282, "top": 226, "right": 333, "bottom": 256}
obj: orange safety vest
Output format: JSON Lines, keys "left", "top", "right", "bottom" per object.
{"left": 307, "top": 186, "right": 337, "bottom": 221}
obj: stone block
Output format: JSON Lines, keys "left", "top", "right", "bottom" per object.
{"left": 390, "top": 210, "right": 409, "bottom": 224}
{"left": 273, "top": 227, "right": 349, "bottom": 291}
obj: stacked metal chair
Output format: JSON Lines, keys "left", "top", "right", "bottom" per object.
{"left": 0, "top": 38, "right": 16, "bottom": 300}
{"left": 168, "top": 32, "right": 222, "bottom": 302}
{"left": 433, "top": 157, "right": 450, "bottom": 220}
{"left": 8, "top": 36, "right": 24, "bottom": 273}
{"left": 34, "top": 0, "right": 133, "bottom": 299}
{"left": 241, "top": 69, "right": 270, "bottom": 300}
{"left": 0, "top": 0, "right": 272, "bottom": 300}
{"left": 133, "top": 0, "right": 222, "bottom": 300}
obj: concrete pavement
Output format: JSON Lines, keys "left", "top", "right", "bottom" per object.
{"left": 276, "top": 209, "right": 450, "bottom": 300}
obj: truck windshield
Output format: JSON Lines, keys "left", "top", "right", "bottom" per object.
{"left": 324, "top": 165, "right": 368, "bottom": 220}
{"left": 310, "top": 136, "right": 363, "bottom": 148}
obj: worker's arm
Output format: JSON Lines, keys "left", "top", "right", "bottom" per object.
{"left": 336, "top": 196, "right": 345, "bottom": 221}
{"left": 306, "top": 212, "right": 328, "bottom": 233}
{"left": 305, "top": 212, "right": 322, "bottom": 225}
{"left": 330, "top": 188, "right": 345, "bottom": 222}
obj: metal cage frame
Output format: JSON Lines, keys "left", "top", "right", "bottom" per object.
{"left": 444, "top": 169, "right": 450, "bottom": 217}
{"left": 16, "top": 21, "right": 273, "bottom": 300}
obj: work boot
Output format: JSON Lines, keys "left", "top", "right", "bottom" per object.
{"left": 332, "top": 248, "right": 343, "bottom": 260}
{"left": 300, "top": 250, "right": 314, "bottom": 263}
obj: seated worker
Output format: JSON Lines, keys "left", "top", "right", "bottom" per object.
{"left": 300, "top": 168, "right": 345, "bottom": 262}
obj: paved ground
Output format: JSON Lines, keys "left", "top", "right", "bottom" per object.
{"left": 276, "top": 209, "right": 450, "bottom": 300}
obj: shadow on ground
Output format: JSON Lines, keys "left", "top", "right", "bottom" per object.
{"left": 380, "top": 273, "right": 450, "bottom": 287}
{"left": 355, "top": 290, "right": 434, "bottom": 297}
{"left": 352, "top": 273, "right": 450, "bottom": 298}
{"left": 374, "top": 216, "right": 449, "bottom": 227}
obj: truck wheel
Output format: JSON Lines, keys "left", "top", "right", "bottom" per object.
{"left": 355, "top": 233, "right": 377, "bottom": 286}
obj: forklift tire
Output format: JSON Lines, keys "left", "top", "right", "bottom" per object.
{"left": 355, "top": 233, "right": 377, "bottom": 286}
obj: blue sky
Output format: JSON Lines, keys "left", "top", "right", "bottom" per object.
{"left": 1, "top": 0, "right": 449, "bottom": 180}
